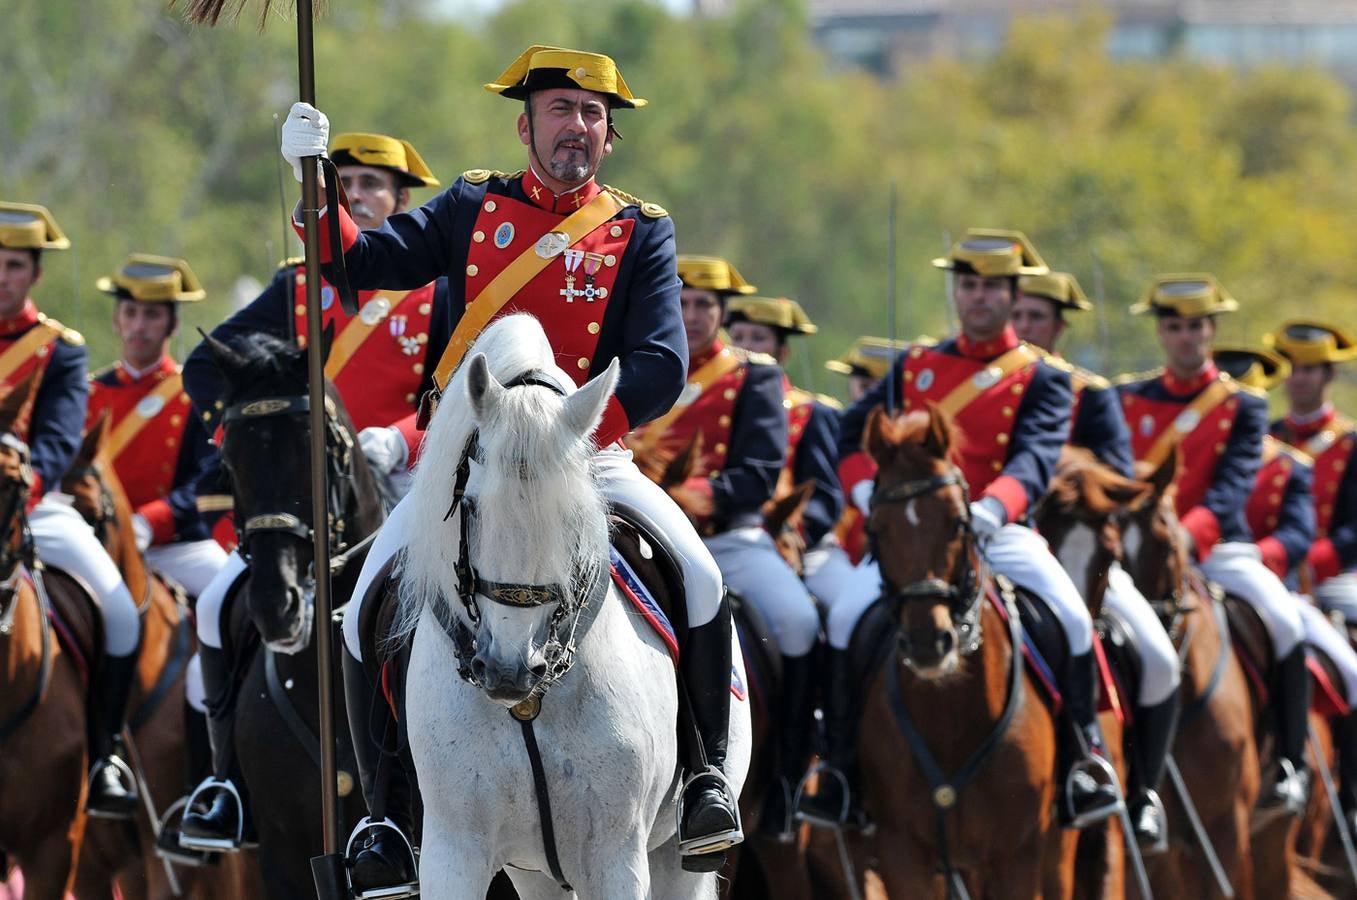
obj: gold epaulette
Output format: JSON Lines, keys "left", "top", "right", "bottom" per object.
{"left": 88, "top": 362, "right": 117, "bottom": 381}
{"left": 36, "top": 313, "right": 83, "bottom": 346}
{"left": 1226, "top": 373, "right": 1266, "bottom": 400}
{"left": 602, "top": 184, "right": 668, "bottom": 218}
{"left": 1072, "top": 365, "right": 1111, "bottom": 391}
{"left": 196, "top": 494, "right": 234, "bottom": 514}
{"left": 1112, "top": 367, "right": 1162, "bottom": 387}
{"left": 1279, "top": 441, "right": 1315, "bottom": 467}
{"left": 462, "top": 169, "right": 518, "bottom": 185}
{"left": 278, "top": 256, "right": 304, "bottom": 271}
{"left": 728, "top": 346, "right": 777, "bottom": 367}
{"left": 815, "top": 392, "right": 844, "bottom": 410}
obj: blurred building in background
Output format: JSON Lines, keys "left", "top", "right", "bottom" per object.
{"left": 695, "top": 0, "right": 1357, "bottom": 81}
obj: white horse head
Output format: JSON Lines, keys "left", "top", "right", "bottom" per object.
{"left": 397, "top": 313, "right": 619, "bottom": 705}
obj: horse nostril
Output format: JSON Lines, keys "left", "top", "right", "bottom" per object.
{"left": 470, "top": 656, "right": 488, "bottom": 680}
{"left": 530, "top": 662, "right": 548, "bottom": 681}
{"left": 935, "top": 630, "right": 956, "bottom": 658}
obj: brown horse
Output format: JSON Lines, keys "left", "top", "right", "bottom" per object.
{"left": 0, "top": 372, "right": 95, "bottom": 898}
{"left": 63, "top": 412, "right": 261, "bottom": 899}
{"left": 1121, "top": 452, "right": 1259, "bottom": 898}
{"left": 808, "top": 406, "right": 1058, "bottom": 898}
{"left": 1034, "top": 448, "right": 1154, "bottom": 900}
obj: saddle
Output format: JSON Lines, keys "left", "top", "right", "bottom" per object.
{"left": 42, "top": 565, "right": 103, "bottom": 688}
{"left": 1307, "top": 642, "right": 1350, "bottom": 719}
{"left": 1222, "top": 594, "right": 1274, "bottom": 706}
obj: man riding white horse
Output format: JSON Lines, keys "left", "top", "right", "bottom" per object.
{"left": 277, "top": 44, "right": 744, "bottom": 893}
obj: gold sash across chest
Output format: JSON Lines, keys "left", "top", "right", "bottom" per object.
{"left": 924, "top": 344, "right": 1039, "bottom": 419}
{"left": 632, "top": 349, "right": 742, "bottom": 454}
{"left": 0, "top": 322, "right": 58, "bottom": 385}
{"left": 429, "top": 190, "right": 626, "bottom": 394}
{"left": 322, "top": 290, "right": 414, "bottom": 380}
{"left": 1138, "top": 376, "right": 1238, "bottom": 470}
{"left": 104, "top": 373, "right": 185, "bottom": 463}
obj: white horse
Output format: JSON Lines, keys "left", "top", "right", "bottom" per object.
{"left": 393, "top": 314, "right": 752, "bottom": 899}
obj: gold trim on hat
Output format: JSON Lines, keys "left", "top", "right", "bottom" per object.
{"left": 485, "top": 44, "right": 646, "bottom": 108}
{"left": 1264, "top": 320, "right": 1357, "bottom": 366}
{"left": 1018, "top": 271, "right": 1091, "bottom": 311}
{"left": 677, "top": 255, "right": 756, "bottom": 295}
{"left": 932, "top": 228, "right": 1048, "bottom": 277}
{"left": 96, "top": 254, "right": 205, "bottom": 303}
{"left": 1129, "top": 273, "right": 1238, "bottom": 317}
{"left": 0, "top": 202, "right": 70, "bottom": 251}
{"left": 1213, "top": 344, "right": 1290, "bottom": 390}
{"left": 329, "top": 132, "right": 440, "bottom": 188}
{"left": 726, "top": 296, "right": 817, "bottom": 334}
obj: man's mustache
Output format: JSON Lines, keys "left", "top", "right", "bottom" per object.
{"left": 553, "top": 134, "right": 591, "bottom": 155}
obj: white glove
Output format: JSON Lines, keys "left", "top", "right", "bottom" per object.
{"left": 359, "top": 426, "right": 408, "bottom": 475}
{"left": 280, "top": 101, "right": 330, "bottom": 183}
{"left": 131, "top": 513, "right": 153, "bottom": 553}
{"left": 850, "top": 480, "right": 874, "bottom": 516}
{"left": 968, "top": 497, "right": 1006, "bottom": 546}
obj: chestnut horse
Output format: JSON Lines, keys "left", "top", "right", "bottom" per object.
{"left": 0, "top": 372, "right": 97, "bottom": 898}
{"left": 811, "top": 406, "right": 1058, "bottom": 898}
{"left": 63, "top": 412, "right": 261, "bottom": 899}
{"left": 1034, "top": 448, "right": 1154, "bottom": 900}
{"left": 1121, "top": 452, "right": 1258, "bottom": 898}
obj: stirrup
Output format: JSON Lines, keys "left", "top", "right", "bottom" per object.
{"left": 792, "top": 762, "right": 875, "bottom": 836}
{"left": 1134, "top": 789, "right": 1170, "bottom": 856}
{"left": 154, "top": 796, "right": 211, "bottom": 868}
{"left": 345, "top": 817, "right": 419, "bottom": 900}
{"left": 676, "top": 767, "right": 744, "bottom": 857}
{"left": 1065, "top": 754, "right": 1124, "bottom": 830}
{"left": 178, "top": 777, "right": 244, "bottom": 852}
{"left": 86, "top": 755, "right": 138, "bottom": 819}
{"left": 1268, "top": 757, "right": 1309, "bottom": 816}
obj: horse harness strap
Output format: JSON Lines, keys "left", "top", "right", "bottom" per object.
{"left": 128, "top": 612, "right": 193, "bottom": 732}
{"left": 265, "top": 649, "right": 323, "bottom": 770}
{"left": 0, "top": 565, "right": 53, "bottom": 743}
{"left": 1178, "top": 586, "right": 1232, "bottom": 730}
{"left": 883, "top": 583, "right": 1023, "bottom": 893}
{"left": 516, "top": 715, "right": 573, "bottom": 891}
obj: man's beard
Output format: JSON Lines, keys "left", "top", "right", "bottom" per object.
{"left": 546, "top": 135, "right": 592, "bottom": 184}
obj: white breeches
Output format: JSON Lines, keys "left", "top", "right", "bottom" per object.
{"left": 1199, "top": 542, "right": 1304, "bottom": 657}
{"left": 30, "top": 494, "right": 140, "bottom": 657}
{"left": 1104, "top": 563, "right": 1181, "bottom": 706}
{"left": 1315, "top": 572, "right": 1357, "bottom": 623}
{"left": 1298, "top": 598, "right": 1357, "bottom": 702}
{"left": 343, "top": 448, "right": 724, "bottom": 662}
{"left": 803, "top": 536, "right": 858, "bottom": 615}
{"left": 704, "top": 526, "right": 820, "bottom": 658}
{"left": 185, "top": 652, "right": 207, "bottom": 713}
{"left": 145, "top": 539, "right": 229, "bottom": 598}
{"left": 195, "top": 550, "right": 248, "bottom": 650}
{"left": 828, "top": 524, "right": 1094, "bottom": 655}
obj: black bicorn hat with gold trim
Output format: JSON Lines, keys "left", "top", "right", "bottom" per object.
{"left": 0, "top": 202, "right": 70, "bottom": 251}
{"left": 96, "top": 254, "right": 205, "bottom": 304}
{"left": 329, "top": 133, "right": 440, "bottom": 189}
{"left": 725, "top": 296, "right": 818, "bottom": 337}
{"left": 1018, "top": 271, "right": 1092, "bottom": 312}
{"left": 677, "top": 255, "right": 757, "bottom": 296}
{"left": 932, "top": 228, "right": 1048, "bottom": 277}
{"left": 1213, "top": 344, "right": 1291, "bottom": 391}
{"left": 1130, "top": 273, "right": 1238, "bottom": 317}
{"left": 1263, "top": 320, "right": 1357, "bottom": 366}
{"left": 485, "top": 45, "right": 646, "bottom": 109}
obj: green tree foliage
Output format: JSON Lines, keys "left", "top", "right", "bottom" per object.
{"left": 5, "top": 0, "right": 1356, "bottom": 407}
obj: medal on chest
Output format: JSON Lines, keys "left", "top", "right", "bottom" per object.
{"left": 560, "top": 249, "right": 609, "bottom": 303}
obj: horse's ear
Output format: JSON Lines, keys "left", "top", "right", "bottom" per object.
{"left": 466, "top": 354, "right": 504, "bottom": 421}
{"left": 1137, "top": 448, "right": 1179, "bottom": 496}
{"left": 1103, "top": 474, "right": 1155, "bottom": 511}
{"left": 0, "top": 369, "right": 41, "bottom": 438}
{"left": 922, "top": 401, "right": 951, "bottom": 458}
{"left": 76, "top": 408, "right": 114, "bottom": 468}
{"left": 198, "top": 329, "right": 248, "bottom": 382}
{"left": 863, "top": 405, "right": 890, "bottom": 464}
{"left": 563, "top": 358, "right": 619, "bottom": 439}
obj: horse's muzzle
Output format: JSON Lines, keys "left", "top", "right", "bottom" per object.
{"left": 472, "top": 654, "right": 548, "bottom": 706}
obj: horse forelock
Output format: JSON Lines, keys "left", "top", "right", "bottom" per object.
{"left": 394, "top": 315, "right": 608, "bottom": 643}
{"left": 873, "top": 410, "right": 956, "bottom": 477}
{"left": 219, "top": 333, "right": 306, "bottom": 402}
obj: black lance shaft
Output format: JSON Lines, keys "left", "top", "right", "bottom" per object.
{"left": 294, "top": 0, "right": 344, "bottom": 876}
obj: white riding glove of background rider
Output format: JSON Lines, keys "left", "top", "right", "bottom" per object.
{"left": 280, "top": 101, "right": 330, "bottom": 182}
{"left": 359, "top": 426, "right": 409, "bottom": 475}
{"left": 850, "top": 480, "right": 874, "bottom": 516}
{"left": 968, "top": 496, "right": 1007, "bottom": 547}
{"left": 131, "top": 513, "right": 153, "bottom": 553}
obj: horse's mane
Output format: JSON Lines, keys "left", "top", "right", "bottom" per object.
{"left": 391, "top": 314, "right": 610, "bottom": 645}
{"left": 869, "top": 407, "right": 960, "bottom": 472}
{"left": 219, "top": 333, "right": 305, "bottom": 400}
{"left": 1044, "top": 446, "right": 1152, "bottom": 517}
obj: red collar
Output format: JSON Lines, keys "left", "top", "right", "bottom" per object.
{"left": 116, "top": 354, "right": 178, "bottom": 386}
{"left": 0, "top": 300, "right": 41, "bottom": 337}
{"left": 956, "top": 326, "right": 1020, "bottom": 361}
{"left": 1162, "top": 362, "right": 1220, "bottom": 397}
{"left": 520, "top": 167, "right": 601, "bottom": 215}
{"left": 1285, "top": 404, "right": 1338, "bottom": 442}
{"left": 690, "top": 339, "right": 725, "bottom": 370}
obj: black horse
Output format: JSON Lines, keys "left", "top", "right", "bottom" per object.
{"left": 202, "top": 332, "right": 383, "bottom": 899}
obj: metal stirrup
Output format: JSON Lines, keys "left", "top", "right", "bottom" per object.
{"left": 178, "top": 777, "right": 245, "bottom": 852}
{"left": 676, "top": 766, "right": 744, "bottom": 856}
{"left": 344, "top": 817, "right": 419, "bottom": 900}
{"left": 1065, "top": 754, "right": 1123, "bottom": 829}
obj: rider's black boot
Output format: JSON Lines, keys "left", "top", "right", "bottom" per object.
{"left": 678, "top": 594, "right": 742, "bottom": 872}
{"left": 1127, "top": 695, "right": 1179, "bottom": 853}
{"left": 180, "top": 644, "right": 253, "bottom": 851}
{"left": 86, "top": 651, "right": 140, "bottom": 819}
{"left": 795, "top": 647, "right": 871, "bottom": 831}
{"left": 342, "top": 646, "right": 418, "bottom": 899}
{"left": 1057, "top": 651, "right": 1121, "bottom": 828}
{"left": 157, "top": 700, "right": 215, "bottom": 865}
{"left": 1336, "top": 709, "right": 1357, "bottom": 839}
{"left": 759, "top": 651, "right": 815, "bottom": 842}
{"left": 1262, "top": 646, "right": 1312, "bottom": 816}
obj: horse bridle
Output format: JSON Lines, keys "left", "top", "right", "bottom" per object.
{"left": 867, "top": 465, "right": 987, "bottom": 657}
{"left": 220, "top": 393, "right": 355, "bottom": 564}
{"left": 433, "top": 369, "right": 609, "bottom": 697}
{"left": 0, "top": 433, "right": 35, "bottom": 634}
